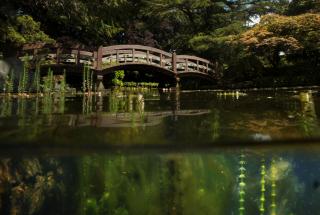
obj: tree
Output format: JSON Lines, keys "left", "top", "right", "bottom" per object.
{"left": 286, "top": 0, "right": 320, "bottom": 15}
{"left": 0, "top": 15, "right": 53, "bottom": 57}
{"left": 239, "top": 13, "right": 320, "bottom": 68}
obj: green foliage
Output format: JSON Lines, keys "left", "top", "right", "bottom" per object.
{"left": 82, "top": 64, "right": 93, "bottom": 93}
{"left": 1, "top": 15, "right": 54, "bottom": 48}
{"left": 31, "top": 63, "right": 41, "bottom": 93}
{"left": 18, "top": 57, "right": 30, "bottom": 93}
{"left": 259, "top": 159, "right": 266, "bottom": 215}
{"left": 112, "top": 70, "right": 125, "bottom": 87}
{"left": 238, "top": 153, "right": 246, "bottom": 215}
{"left": 286, "top": 0, "right": 320, "bottom": 15}
{"left": 270, "top": 159, "right": 277, "bottom": 215}
{"left": 239, "top": 13, "right": 320, "bottom": 68}
{"left": 43, "top": 68, "right": 54, "bottom": 93}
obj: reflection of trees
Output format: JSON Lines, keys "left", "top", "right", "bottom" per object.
{"left": 298, "top": 92, "right": 319, "bottom": 136}
{"left": 0, "top": 97, "right": 12, "bottom": 117}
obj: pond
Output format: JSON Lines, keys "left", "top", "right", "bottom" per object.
{"left": 0, "top": 89, "right": 320, "bottom": 214}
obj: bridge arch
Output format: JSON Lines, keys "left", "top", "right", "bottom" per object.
{"left": 20, "top": 43, "right": 217, "bottom": 86}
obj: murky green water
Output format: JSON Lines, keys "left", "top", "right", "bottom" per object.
{"left": 0, "top": 89, "right": 320, "bottom": 214}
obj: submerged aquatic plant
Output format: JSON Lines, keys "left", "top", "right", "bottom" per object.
{"left": 238, "top": 153, "right": 246, "bottom": 215}
{"left": 260, "top": 158, "right": 266, "bottom": 215}
{"left": 270, "top": 159, "right": 277, "bottom": 215}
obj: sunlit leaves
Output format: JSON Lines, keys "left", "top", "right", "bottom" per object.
{"left": 3, "top": 15, "right": 54, "bottom": 47}
{"left": 238, "top": 13, "right": 320, "bottom": 67}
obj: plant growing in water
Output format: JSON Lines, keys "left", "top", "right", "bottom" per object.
{"left": 259, "top": 158, "right": 266, "bottom": 215}
{"left": 238, "top": 153, "right": 246, "bottom": 215}
{"left": 18, "top": 56, "right": 30, "bottom": 94}
{"left": 270, "top": 159, "right": 277, "bottom": 215}
{"left": 43, "top": 68, "right": 54, "bottom": 93}
{"left": 82, "top": 64, "right": 93, "bottom": 93}
{"left": 31, "top": 62, "right": 41, "bottom": 93}
{"left": 112, "top": 70, "right": 125, "bottom": 87}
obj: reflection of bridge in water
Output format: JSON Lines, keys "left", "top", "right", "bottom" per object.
{"left": 70, "top": 109, "right": 211, "bottom": 128}
{"left": 21, "top": 44, "right": 218, "bottom": 85}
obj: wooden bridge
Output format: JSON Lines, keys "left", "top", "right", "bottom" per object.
{"left": 21, "top": 44, "right": 217, "bottom": 82}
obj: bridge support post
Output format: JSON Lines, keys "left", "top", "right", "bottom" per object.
{"left": 96, "top": 75, "right": 105, "bottom": 92}
{"left": 172, "top": 50, "right": 180, "bottom": 89}
{"left": 172, "top": 50, "right": 177, "bottom": 74}
{"left": 96, "top": 46, "right": 103, "bottom": 70}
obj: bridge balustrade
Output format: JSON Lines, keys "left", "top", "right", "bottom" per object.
{"left": 20, "top": 44, "right": 216, "bottom": 79}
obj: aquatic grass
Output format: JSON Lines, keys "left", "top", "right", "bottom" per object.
{"left": 42, "top": 93, "right": 53, "bottom": 116}
{"left": 43, "top": 68, "right": 54, "bottom": 93}
{"left": 31, "top": 63, "right": 41, "bottom": 93}
{"left": 238, "top": 153, "right": 246, "bottom": 215}
{"left": 82, "top": 64, "right": 93, "bottom": 93}
{"left": 18, "top": 57, "right": 30, "bottom": 94}
{"left": 259, "top": 158, "right": 266, "bottom": 215}
{"left": 270, "top": 159, "right": 277, "bottom": 215}
{"left": 59, "top": 70, "right": 67, "bottom": 94}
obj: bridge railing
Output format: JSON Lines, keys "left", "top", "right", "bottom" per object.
{"left": 99, "top": 45, "right": 173, "bottom": 71}
{"left": 21, "top": 44, "right": 96, "bottom": 68}
{"left": 19, "top": 43, "right": 216, "bottom": 78}
{"left": 176, "top": 55, "right": 213, "bottom": 75}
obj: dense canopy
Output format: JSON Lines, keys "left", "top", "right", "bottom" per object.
{"left": 0, "top": 0, "right": 319, "bottom": 86}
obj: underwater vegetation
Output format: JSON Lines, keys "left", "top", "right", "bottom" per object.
{"left": 238, "top": 153, "right": 246, "bottom": 215}
{"left": 259, "top": 158, "right": 266, "bottom": 215}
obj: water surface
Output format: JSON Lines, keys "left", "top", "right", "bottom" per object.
{"left": 0, "top": 89, "right": 320, "bottom": 214}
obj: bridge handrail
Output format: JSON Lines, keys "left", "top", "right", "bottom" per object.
{"left": 102, "top": 45, "right": 172, "bottom": 58}
{"left": 176, "top": 55, "right": 210, "bottom": 64}
{"left": 19, "top": 43, "right": 216, "bottom": 78}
